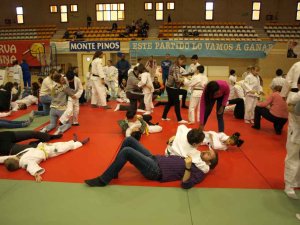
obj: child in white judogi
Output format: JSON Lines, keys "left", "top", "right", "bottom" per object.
{"left": 104, "top": 60, "right": 118, "bottom": 99}
{"left": 138, "top": 68, "right": 154, "bottom": 115}
{"left": 201, "top": 131, "right": 244, "bottom": 151}
{"left": 0, "top": 134, "right": 89, "bottom": 182}
{"left": 165, "top": 125, "right": 218, "bottom": 173}
{"left": 11, "top": 95, "right": 38, "bottom": 111}
{"left": 59, "top": 72, "right": 83, "bottom": 126}
{"left": 226, "top": 80, "right": 245, "bottom": 112}
{"left": 116, "top": 78, "right": 130, "bottom": 103}
{"left": 243, "top": 66, "right": 263, "bottom": 124}
{"left": 187, "top": 55, "right": 200, "bottom": 74}
{"left": 184, "top": 65, "right": 208, "bottom": 124}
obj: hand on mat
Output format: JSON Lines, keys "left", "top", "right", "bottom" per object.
{"left": 184, "top": 156, "right": 192, "bottom": 169}
{"left": 35, "top": 174, "right": 42, "bottom": 183}
{"left": 217, "top": 106, "right": 224, "bottom": 115}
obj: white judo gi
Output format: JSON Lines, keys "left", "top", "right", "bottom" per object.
{"left": 138, "top": 72, "right": 154, "bottom": 114}
{"left": 201, "top": 131, "right": 230, "bottom": 151}
{"left": 125, "top": 120, "right": 162, "bottom": 137}
{"left": 60, "top": 76, "right": 83, "bottom": 125}
{"left": 165, "top": 125, "right": 210, "bottom": 173}
{"left": 184, "top": 73, "right": 208, "bottom": 123}
{"left": 270, "top": 76, "right": 285, "bottom": 90}
{"left": 104, "top": 65, "right": 118, "bottom": 98}
{"left": 187, "top": 62, "right": 200, "bottom": 74}
{"left": 0, "top": 140, "right": 82, "bottom": 177}
{"left": 11, "top": 95, "right": 38, "bottom": 111}
{"left": 11, "top": 64, "right": 23, "bottom": 84}
{"left": 91, "top": 58, "right": 107, "bottom": 106}
{"left": 243, "top": 73, "right": 262, "bottom": 121}
{"left": 281, "top": 61, "right": 300, "bottom": 189}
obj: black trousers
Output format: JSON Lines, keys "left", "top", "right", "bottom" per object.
{"left": 126, "top": 92, "right": 145, "bottom": 112}
{"left": 203, "top": 97, "right": 224, "bottom": 132}
{"left": 228, "top": 98, "right": 245, "bottom": 119}
{"left": 253, "top": 106, "right": 287, "bottom": 134}
{"left": 162, "top": 87, "right": 182, "bottom": 121}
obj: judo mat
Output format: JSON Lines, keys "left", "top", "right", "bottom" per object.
{"left": 0, "top": 102, "right": 288, "bottom": 189}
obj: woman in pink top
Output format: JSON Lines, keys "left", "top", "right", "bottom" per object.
{"left": 252, "top": 86, "right": 288, "bottom": 135}
{"left": 199, "top": 80, "right": 230, "bottom": 132}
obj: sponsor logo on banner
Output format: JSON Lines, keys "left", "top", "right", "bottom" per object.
{"left": 69, "top": 41, "right": 120, "bottom": 52}
{"left": 130, "top": 40, "right": 275, "bottom": 58}
{"left": 0, "top": 40, "right": 50, "bottom": 66}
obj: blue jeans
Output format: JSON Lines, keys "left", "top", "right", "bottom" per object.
{"left": 0, "top": 119, "right": 29, "bottom": 128}
{"left": 100, "top": 137, "right": 161, "bottom": 184}
{"left": 44, "top": 108, "right": 71, "bottom": 133}
{"left": 34, "top": 95, "right": 52, "bottom": 116}
{"left": 203, "top": 97, "right": 224, "bottom": 132}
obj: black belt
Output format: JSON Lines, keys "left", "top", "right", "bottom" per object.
{"left": 291, "top": 88, "right": 299, "bottom": 92}
{"left": 92, "top": 74, "right": 99, "bottom": 77}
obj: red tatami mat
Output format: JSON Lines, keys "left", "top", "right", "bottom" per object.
{"left": 0, "top": 102, "right": 287, "bottom": 189}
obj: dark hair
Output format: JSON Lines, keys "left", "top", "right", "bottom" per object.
{"left": 204, "top": 81, "right": 220, "bottom": 104}
{"left": 276, "top": 69, "right": 283, "bottom": 76}
{"left": 93, "top": 50, "right": 103, "bottom": 60}
{"left": 131, "top": 131, "right": 142, "bottom": 141}
{"left": 187, "top": 129, "right": 205, "bottom": 145}
{"left": 230, "top": 132, "right": 244, "bottom": 147}
{"left": 38, "top": 77, "right": 43, "bottom": 84}
{"left": 191, "top": 54, "right": 198, "bottom": 60}
{"left": 230, "top": 69, "right": 236, "bottom": 75}
{"left": 12, "top": 60, "right": 18, "bottom": 65}
{"left": 18, "top": 103, "right": 27, "bottom": 110}
{"left": 52, "top": 73, "right": 62, "bottom": 83}
{"left": 137, "top": 64, "right": 147, "bottom": 73}
{"left": 32, "top": 82, "right": 40, "bottom": 97}
{"left": 177, "top": 55, "right": 186, "bottom": 61}
{"left": 209, "top": 151, "right": 218, "bottom": 170}
{"left": 197, "top": 65, "right": 205, "bottom": 73}
{"left": 273, "top": 85, "right": 282, "bottom": 92}
{"left": 66, "top": 71, "right": 75, "bottom": 81}
{"left": 4, "top": 158, "right": 19, "bottom": 172}
{"left": 3, "top": 82, "right": 13, "bottom": 92}
{"left": 126, "top": 110, "right": 136, "bottom": 119}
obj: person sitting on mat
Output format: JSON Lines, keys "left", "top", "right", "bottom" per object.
{"left": 118, "top": 110, "right": 162, "bottom": 140}
{"left": 251, "top": 85, "right": 288, "bottom": 135}
{"left": 85, "top": 136, "right": 218, "bottom": 189}
{"left": 0, "top": 134, "right": 90, "bottom": 182}
{"left": 201, "top": 131, "right": 244, "bottom": 150}
{"left": 165, "top": 125, "right": 218, "bottom": 174}
{"left": 0, "top": 130, "right": 63, "bottom": 156}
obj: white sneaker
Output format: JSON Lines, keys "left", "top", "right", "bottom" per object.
{"left": 284, "top": 187, "right": 299, "bottom": 199}
{"left": 178, "top": 120, "right": 188, "bottom": 124}
{"left": 162, "top": 118, "right": 171, "bottom": 121}
{"left": 114, "top": 104, "right": 120, "bottom": 112}
{"left": 137, "top": 109, "right": 146, "bottom": 113}
{"left": 40, "top": 127, "right": 47, "bottom": 133}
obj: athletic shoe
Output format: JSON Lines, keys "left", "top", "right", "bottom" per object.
{"left": 114, "top": 104, "right": 120, "bottom": 112}
{"left": 40, "top": 127, "right": 48, "bottom": 133}
{"left": 284, "top": 187, "right": 299, "bottom": 199}
{"left": 178, "top": 120, "right": 188, "bottom": 124}
{"left": 162, "top": 118, "right": 171, "bottom": 121}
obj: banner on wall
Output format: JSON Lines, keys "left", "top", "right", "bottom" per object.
{"left": 130, "top": 40, "right": 275, "bottom": 58}
{"left": 69, "top": 41, "right": 120, "bottom": 52}
{"left": 0, "top": 40, "right": 50, "bottom": 66}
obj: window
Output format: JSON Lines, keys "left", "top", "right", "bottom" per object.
{"left": 70, "top": 4, "right": 78, "bottom": 12}
{"left": 155, "top": 2, "right": 163, "bottom": 20}
{"left": 297, "top": 2, "right": 300, "bottom": 20}
{"left": 145, "top": 2, "right": 153, "bottom": 10}
{"left": 96, "top": 3, "right": 125, "bottom": 21}
{"left": 205, "top": 2, "right": 214, "bottom": 20}
{"left": 50, "top": 5, "right": 58, "bottom": 13}
{"left": 252, "top": 2, "right": 261, "bottom": 21}
{"left": 60, "top": 5, "right": 68, "bottom": 23}
{"left": 16, "top": 7, "right": 24, "bottom": 24}
{"left": 167, "top": 2, "right": 175, "bottom": 10}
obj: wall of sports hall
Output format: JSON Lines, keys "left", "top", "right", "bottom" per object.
{"left": 0, "top": 0, "right": 299, "bottom": 93}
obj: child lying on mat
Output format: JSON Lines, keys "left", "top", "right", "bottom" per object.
{"left": 0, "top": 134, "right": 89, "bottom": 182}
{"left": 85, "top": 136, "right": 218, "bottom": 189}
{"left": 201, "top": 131, "right": 244, "bottom": 150}
{"left": 165, "top": 125, "right": 218, "bottom": 173}
{"left": 118, "top": 110, "right": 162, "bottom": 140}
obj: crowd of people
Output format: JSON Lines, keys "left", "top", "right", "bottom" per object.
{"left": 1, "top": 52, "right": 300, "bottom": 203}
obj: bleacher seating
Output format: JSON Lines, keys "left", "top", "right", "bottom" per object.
{"left": 0, "top": 25, "right": 56, "bottom": 40}
{"left": 158, "top": 22, "right": 260, "bottom": 41}
{"left": 65, "top": 26, "right": 145, "bottom": 41}
{"left": 264, "top": 23, "right": 300, "bottom": 42}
